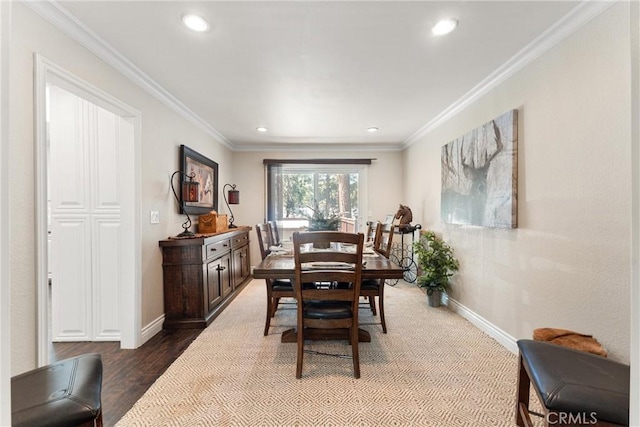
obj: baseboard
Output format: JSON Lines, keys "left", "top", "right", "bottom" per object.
{"left": 140, "top": 314, "right": 165, "bottom": 345}
{"left": 444, "top": 295, "right": 518, "bottom": 355}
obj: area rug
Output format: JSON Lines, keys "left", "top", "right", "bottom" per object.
{"left": 116, "top": 279, "right": 521, "bottom": 426}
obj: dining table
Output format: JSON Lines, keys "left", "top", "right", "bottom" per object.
{"left": 253, "top": 244, "right": 404, "bottom": 343}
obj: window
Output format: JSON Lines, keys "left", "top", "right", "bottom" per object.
{"left": 265, "top": 161, "right": 369, "bottom": 239}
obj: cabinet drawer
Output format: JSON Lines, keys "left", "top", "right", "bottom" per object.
{"left": 205, "top": 239, "right": 231, "bottom": 259}
{"left": 231, "top": 232, "right": 249, "bottom": 249}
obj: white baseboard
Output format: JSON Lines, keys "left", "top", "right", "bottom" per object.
{"left": 444, "top": 295, "right": 518, "bottom": 355}
{"left": 140, "top": 314, "right": 164, "bottom": 345}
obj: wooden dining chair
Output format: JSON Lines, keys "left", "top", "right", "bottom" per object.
{"left": 364, "top": 221, "right": 377, "bottom": 243}
{"left": 374, "top": 222, "right": 395, "bottom": 258}
{"left": 268, "top": 220, "right": 282, "bottom": 247}
{"left": 256, "top": 223, "right": 294, "bottom": 335}
{"left": 292, "top": 231, "right": 364, "bottom": 379}
{"left": 360, "top": 221, "right": 395, "bottom": 333}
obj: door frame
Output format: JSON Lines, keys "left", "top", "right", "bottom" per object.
{"left": 0, "top": 1, "right": 11, "bottom": 424}
{"left": 34, "top": 54, "right": 142, "bottom": 365}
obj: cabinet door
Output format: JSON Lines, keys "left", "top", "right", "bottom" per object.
{"left": 220, "top": 254, "right": 233, "bottom": 298}
{"left": 233, "top": 245, "right": 250, "bottom": 287}
{"left": 207, "top": 258, "right": 224, "bottom": 311}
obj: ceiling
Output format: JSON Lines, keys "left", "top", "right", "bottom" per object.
{"left": 54, "top": 1, "right": 580, "bottom": 151}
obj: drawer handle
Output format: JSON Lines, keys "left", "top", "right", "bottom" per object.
{"left": 209, "top": 247, "right": 216, "bottom": 252}
{"left": 217, "top": 265, "right": 226, "bottom": 271}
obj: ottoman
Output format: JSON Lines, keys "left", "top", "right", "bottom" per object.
{"left": 516, "top": 339, "right": 628, "bottom": 427}
{"left": 11, "top": 353, "right": 103, "bottom": 427}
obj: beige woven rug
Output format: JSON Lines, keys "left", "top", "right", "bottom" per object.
{"left": 117, "top": 279, "right": 522, "bottom": 426}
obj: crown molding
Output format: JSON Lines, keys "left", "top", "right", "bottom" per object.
{"left": 23, "top": 0, "right": 234, "bottom": 150}
{"left": 402, "top": 0, "right": 617, "bottom": 149}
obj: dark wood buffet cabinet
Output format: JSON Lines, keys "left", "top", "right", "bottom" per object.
{"left": 159, "top": 227, "right": 252, "bottom": 329}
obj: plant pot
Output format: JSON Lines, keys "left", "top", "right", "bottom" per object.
{"left": 427, "top": 290, "right": 441, "bottom": 307}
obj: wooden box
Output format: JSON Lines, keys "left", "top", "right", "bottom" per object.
{"left": 198, "top": 212, "right": 228, "bottom": 234}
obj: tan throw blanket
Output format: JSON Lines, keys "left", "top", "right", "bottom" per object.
{"left": 533, "top": 327, "right": 608, "bottom": 357}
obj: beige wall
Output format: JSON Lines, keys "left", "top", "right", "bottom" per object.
{"left": 403, "top": 3, "right": 631, "bottom": 361}
{"left": 232, "top": 150, "right": 403, "bottom": 267}
{"left": 9, "top": 3, "right": 232, "bottom": 374}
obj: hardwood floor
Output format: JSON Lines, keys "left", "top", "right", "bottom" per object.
{"left": 51, "top": 329, "right": 202, "bottom": 427}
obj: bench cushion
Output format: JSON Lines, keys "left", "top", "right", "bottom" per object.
{"left": 11, "top": 353, "right": 103, "bottom": 427}
{"left": 518, "top": 339, "right": 629, "bottom": 426}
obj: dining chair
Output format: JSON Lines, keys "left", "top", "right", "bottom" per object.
{"left": 374, "top": 222, "right": 395, "bottom": 258}
{"left": 268, "top": 220, "right": 282, "bottom": 247}
{"left": 364, "top": 221, "right": 377, "bottom": 243}
{"left": 292, "top": 230, "right": 364, "bottom": 379}
{"left": 255, "top": 223, "right": 294, "bottom": 336}
{"left": 360, "top": 221, "right": 395, "bottom": 333}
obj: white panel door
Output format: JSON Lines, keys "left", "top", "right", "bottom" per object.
{"left": 49, "top": 85, "right": 122, "bottom": 342}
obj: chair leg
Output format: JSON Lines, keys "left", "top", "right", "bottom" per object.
{"left": 368, "top": 296, "right": 377, "bottom": 315}
{"left": 296, "top": 327, "right": 304, "bottom": 379}
{"left": 379, "top": 282, "right": 387, "bottom": 333}
{"left": 351, "top": 325, "right": 360, "bottom": 379}
{"left": 515, "top": 353, "right": 531, "bottom": 427}
{"left": 264, "top": 288, "right": 273, "bottom": 336}
{"left": 272, "top": 297, "right": 281, "bottom": 316}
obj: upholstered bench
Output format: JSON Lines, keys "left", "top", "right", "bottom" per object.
{"left": 11, "top": 353, "right": 103, "bottom": 427}
{"left": 516, "top": 339, "right": 629, "bottom": 427}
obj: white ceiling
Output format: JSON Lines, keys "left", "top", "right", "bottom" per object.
{"left": 54, "top": 1, "right": 583, "bottom": 151}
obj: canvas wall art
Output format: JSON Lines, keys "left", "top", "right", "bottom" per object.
{"left": 441, "top": 109, "right": 518, "bottom": 228}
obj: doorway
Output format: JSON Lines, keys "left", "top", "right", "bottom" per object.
{"left": 35, "top": 55, "right": 141, "bottom": 365}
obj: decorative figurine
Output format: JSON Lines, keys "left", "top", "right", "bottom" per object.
{"left": 394, "top": 204, "right": 413, "bottom": 231}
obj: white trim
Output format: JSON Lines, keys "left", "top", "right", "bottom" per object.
{"left": 140, "top": 315, "right": 165, "bottom": 346}
{"left": 402, "top": 0, "right": 616, "bottom": 148}
{"left": 35, "top": 54, "right": 142, "bottom": 365}
{"left": 445, "top": 296, "right": 518, "bottom": 355}
{"left": 23, "top": 0, "right": 232, "bottom": 150}
{"left": 0, "top": 2, "right": 11, "bottom": 425}
{"left": 629, "top": 1, "right": 640, "bottom": 424}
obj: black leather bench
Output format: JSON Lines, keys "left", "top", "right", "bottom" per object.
{"left": 516, "top": 339, "right": 629, "bottom": 427}
{"left": 11, "top": 353, "right": 103, "bottom": 427}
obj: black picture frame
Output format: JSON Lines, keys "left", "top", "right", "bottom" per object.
{"left": 180, "top": 145, "right": 218, "bottom": 215}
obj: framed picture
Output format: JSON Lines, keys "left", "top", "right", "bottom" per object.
{"left": 440, "top": 109, "right": 518, "bottom": 228}
{"left": 180, "top": 145, "right": 218, "bottom": 215}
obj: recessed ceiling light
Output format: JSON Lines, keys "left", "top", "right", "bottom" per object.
{"left": 182, "top": 14, "right": 209, "bottom": 32}
{"left": 256, "top": 126, "right": 268, "bottom": 133}
{"left": 432, "top": 18, "right": 458, "bottom": 36}
{"left": 367, "top": 127, "right": 379, "bottom": 133}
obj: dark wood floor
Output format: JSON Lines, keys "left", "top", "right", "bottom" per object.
{"left": 51, "top": 329, "right": 202, "bottom": 427}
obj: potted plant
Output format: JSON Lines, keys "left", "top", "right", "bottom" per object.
{"left": 302, "top": 202, "right": 340, "bottom": 248}
{"left": 413, "top": 230, "right": 459, "bottom": 307}
{"left": 304, "top": 202, "right": 340, "bottom": 231}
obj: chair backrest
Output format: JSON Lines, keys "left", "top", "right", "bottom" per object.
{"left": 268, "top": 221, "right": 282, "bottom": 247}
{"left": 292, "top": 231, "right": 364, "bottom": 309}
{"left": 255, "top": 223, "right": 273, "bottom": 260}
{"left": 364, "top": 221, "right": 377, "bottom": 242}
{"left": 374, "top": 222, "right": 395, "bottom": 258}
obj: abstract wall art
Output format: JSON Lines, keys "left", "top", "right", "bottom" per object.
{"left": 441, "top": 109, "right": 518, "bottom": 228}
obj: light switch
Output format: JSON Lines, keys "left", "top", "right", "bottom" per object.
{"left": 150, "top": 210, "right": 160, "bottom": 224}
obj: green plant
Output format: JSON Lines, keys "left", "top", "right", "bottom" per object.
{"left": 303, "top": 202, "right": 340, "bottom": 231}
{"left": 413, "top": 230, "right": 459, "bottom": 295}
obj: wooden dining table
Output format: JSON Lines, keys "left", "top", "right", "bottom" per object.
{"left": 253, "top": 248, "right": 404, "bottom": 343}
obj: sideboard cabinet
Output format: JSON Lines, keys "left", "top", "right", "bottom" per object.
{"left": 159, "top": 227, "right": 251, "bottom": 329}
